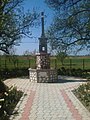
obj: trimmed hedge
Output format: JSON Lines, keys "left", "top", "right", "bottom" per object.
{"left": 0, "top": 68, "right": 28, "bottom": 80}
{"left": 0, "top": 67, "right": 90, "bottom": 80}
{"left": 58, "top": 67, "right": 90, "bottom": 78}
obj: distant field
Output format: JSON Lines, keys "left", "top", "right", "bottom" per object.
{"left": 0, "top": 55, "right": 90, "bottom": 70}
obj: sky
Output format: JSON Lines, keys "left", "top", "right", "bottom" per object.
{"left": 14, "top": 0, "right": 90, "bottom": 56}
{"left": 15, "top": 0, "right": 53, "bottom": 55}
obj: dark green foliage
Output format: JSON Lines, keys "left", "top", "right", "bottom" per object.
{"left": 73, "top": 82, "right": 90, "bottom": 111}
{"left": 0, "top": 80, "right": 8, "bottom": 92}
{"left": 3, "top": 86, "right": 23, "bottom": 114}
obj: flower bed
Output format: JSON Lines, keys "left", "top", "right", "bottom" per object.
{"left": 73, "top": 82, "right": 90, "bottom": 112}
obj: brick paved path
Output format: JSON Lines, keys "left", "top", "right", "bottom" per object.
{"left": 4, "top": 76, "right": 90, "bottom": 120}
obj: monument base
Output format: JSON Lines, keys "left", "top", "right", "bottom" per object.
{"left": 28, "top": 68, "right": 57, "bottom": 83}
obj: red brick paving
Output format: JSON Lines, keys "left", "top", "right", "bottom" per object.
{"left": 61, "top": 90, "right": 82, "bottom": 120}
{"left": 19, "top": 90, "right": 36, "bottom": 120}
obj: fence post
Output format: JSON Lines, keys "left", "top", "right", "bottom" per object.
{"left": 55, "top": 58, "right": 57, "bottom": 69}
{"left": 0, "top": 56, "right": 1, "bottom": 68}
{"left": 82, "top": 59, "right": 85, "bottom": 70}
{"left": 5, "top": 55, "right": 7, "bottom": 69}
{"left": 17, "top": 59, "right": 19, "bottom": 68}
{"left": 34, "top": 56, "right": 36, "bottom": 68}
{"left": 29, "top": 59, "right": 31, "bottom": 68}
{"left": 70, "top": 59, "right": 72, "bottom": 69}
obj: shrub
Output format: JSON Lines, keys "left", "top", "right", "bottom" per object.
{"left": 0, "top": 81, "right": 23, "bottom": 120}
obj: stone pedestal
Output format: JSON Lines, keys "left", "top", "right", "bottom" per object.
{"left": 28, "top": 53, "right": 58, "bottom": 83}
{"left": 28, "top": 68, "right": 57, "bottom": 83}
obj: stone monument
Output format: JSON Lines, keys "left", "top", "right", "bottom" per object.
{"left": 28, "top": 12, "right": 57, "bottom": 83}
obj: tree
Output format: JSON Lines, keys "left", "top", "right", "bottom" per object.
{"left": 8, "top": 47, "right": 18, "bottom": 68}
{"left": 0, "top": 0, "right": 39, "bottom": 54}
{"left": 57, "top": 51, "right": 67, "bottom": 65}
{"left": 23, "top": 50, "right": 31, "bottom": 56}
{"left": 23, "top": 50, "right": 31, "bottom": 67}
{"left": 45, "top": 0, "right": 90, "bottom": 54}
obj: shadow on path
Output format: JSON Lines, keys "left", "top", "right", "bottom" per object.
{"left": 57, "top": 79, "right": 87, "bottom": 83}
{"left": 54, "top": 75, "right": 88, "bottom": 83}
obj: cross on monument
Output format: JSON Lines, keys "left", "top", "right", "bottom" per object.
{"left": 39, "top": 12, "right": 47, "bottom": 53}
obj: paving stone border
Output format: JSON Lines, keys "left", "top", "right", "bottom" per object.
{"left": 4, "top": 77, "right": 90, "bottom": 120}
